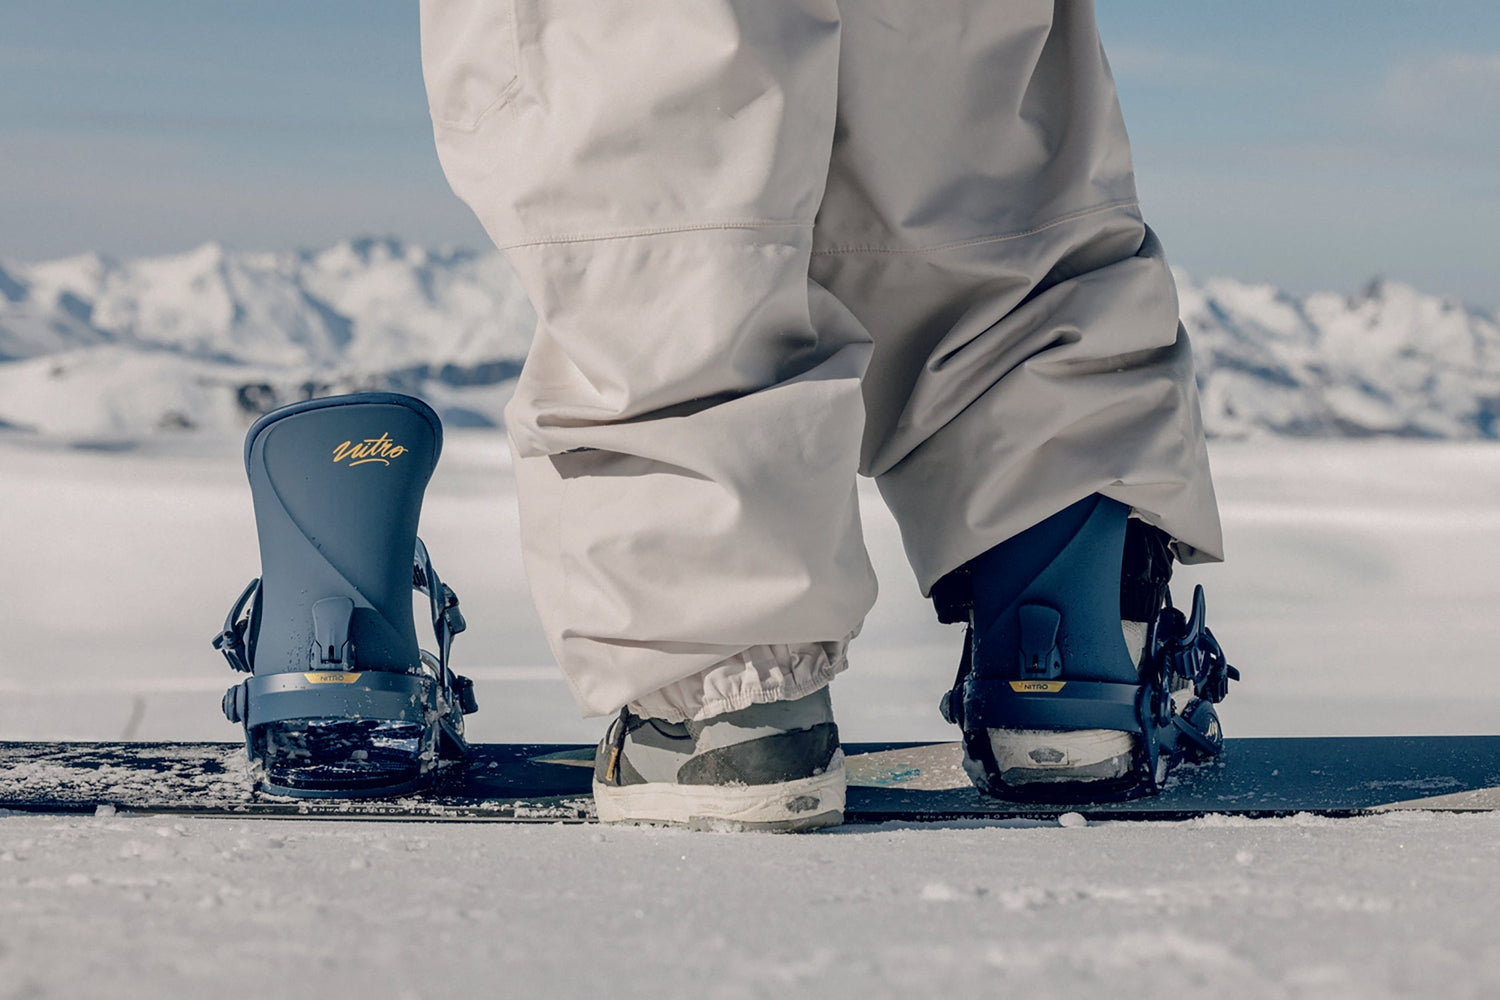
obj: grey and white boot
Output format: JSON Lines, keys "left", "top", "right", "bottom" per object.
{"left": 593, "top": 687, "right": 845, "bottom": 831}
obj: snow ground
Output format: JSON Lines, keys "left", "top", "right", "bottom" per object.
{"left": 4, "top": 433, "right": 1500, "bottom": 997}
{"left": 3, "top": 811, "right": 1499, "bottom": 1000}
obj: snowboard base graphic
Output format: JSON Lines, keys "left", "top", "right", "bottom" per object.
{"left": 3, "top": 737, "right": 1497, "bottom": 823}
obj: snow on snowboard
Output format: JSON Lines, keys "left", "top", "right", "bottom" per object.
{"left": 3, "top": 737, "right": 1498, "bottom": 823}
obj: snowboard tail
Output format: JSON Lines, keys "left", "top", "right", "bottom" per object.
{"left": 4, "top": 737, "right": 1499, "bottom": 822}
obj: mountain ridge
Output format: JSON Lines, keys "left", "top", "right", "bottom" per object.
{"left": 2, "top": 238, "right": 1496, "bottom": 440}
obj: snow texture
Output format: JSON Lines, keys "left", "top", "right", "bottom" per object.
{"left": 2, "top": 811, "right": 1499, "bottom": 999}
{"left": 2, "top": 240, "right": 1498, "bottom": 440}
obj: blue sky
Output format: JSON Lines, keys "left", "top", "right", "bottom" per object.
{"left": 2, "top": 1, "right": 1496, "bottom": 307}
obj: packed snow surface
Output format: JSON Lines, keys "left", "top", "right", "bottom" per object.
{"left": 4, "top": 433, "right": 1500, "bottom": 996}
{"left": 4, "top": 811, "right": 1499, "bottom": 1000}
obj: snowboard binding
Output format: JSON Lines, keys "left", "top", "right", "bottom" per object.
{"left": 935, "top": 495, "right": 1238, "bottom": 800}
{"left": 213, "top": 392, "right": 479, "bottom": 798}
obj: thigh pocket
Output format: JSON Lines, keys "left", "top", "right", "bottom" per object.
{"left": 420, "top": 0, "right": 521, "bottom": 130}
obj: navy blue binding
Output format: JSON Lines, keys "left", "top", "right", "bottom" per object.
{"left": 938, "top": 495, "right": 1238, "bottom": 796}
{"left": 214, "top": 392, "right": 476, "bottom": 797}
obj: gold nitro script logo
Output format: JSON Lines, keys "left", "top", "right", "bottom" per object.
{"left": 332, "top": 433, "right": 408, "bottom": 467}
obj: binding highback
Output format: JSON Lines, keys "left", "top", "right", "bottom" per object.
{"left": 214, "top": 393, "right": 477, "bottom": 797}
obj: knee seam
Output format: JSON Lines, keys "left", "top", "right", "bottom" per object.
{"left": 500, "top": 219, "right": 811, "bottom": 251}
{"left": 810, "top": 197, "right": 1140, "bottom": 257}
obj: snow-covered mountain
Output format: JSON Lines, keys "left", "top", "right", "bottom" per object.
{"left": 1180, "top": 275, "right": 1500, "bottom": 439}
{"left": 1, "top": 238, "right": 1496, "bottom": 440}
{"left": 0, "top": 239, "right": 535, "bottom": 437}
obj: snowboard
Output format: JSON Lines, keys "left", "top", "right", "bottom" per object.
{"left": 3, "top": 737, "right": 1498, "bottom": 823}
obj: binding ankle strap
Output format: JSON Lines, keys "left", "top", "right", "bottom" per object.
{"left": 214, "top": 537, "right": 479, "bottom": 719}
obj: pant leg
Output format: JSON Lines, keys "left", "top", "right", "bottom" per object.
{"left": 813, "top": 0, "right": 1223, "bottom": 593}
{"left": 421, "top": 0, "right": 878, "bottom": 721}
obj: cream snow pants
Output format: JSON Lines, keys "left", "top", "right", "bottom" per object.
{"left": 421, "top": 0, "right": 1223, "bottom": 723}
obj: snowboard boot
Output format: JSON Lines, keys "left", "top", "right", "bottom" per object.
{"left": 213, "top": 392, "right": 479, "bottom": 797}
{"left": 593, "top": 687, "right": 845, "bottom": 831}
{"left": 934, "top": 494, "right": 1238, "bottom": 799}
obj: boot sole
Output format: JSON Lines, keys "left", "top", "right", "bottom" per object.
{"left": 970, "top": 687, "right": 1209, "bottom": 799}
{"left": 967, "top": 728, "right": 1137, "bottom": 795}
{"left": 593, "top": 754, "right": 846, "bottom": 832}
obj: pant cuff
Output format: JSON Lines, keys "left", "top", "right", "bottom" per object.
{"left": 628, "top": 633, "right": 855, "bottom": 723}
